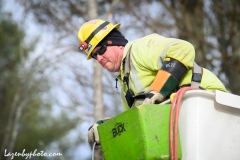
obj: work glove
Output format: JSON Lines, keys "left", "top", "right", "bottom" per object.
{"left": 88, "top": 117, "right": 111, "bottom": 150}
{"left": 143, "top": 91, "right": 164, "bottom": 104}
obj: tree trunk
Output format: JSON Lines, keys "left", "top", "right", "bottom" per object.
{"left": 86, "top": 1, "right": 104, "bottom": 160}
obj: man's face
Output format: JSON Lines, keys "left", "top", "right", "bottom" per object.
{"left": 91, "top": 46, "right": 123, "bottom": 72}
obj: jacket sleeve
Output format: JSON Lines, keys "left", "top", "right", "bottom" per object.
{"left": 130, "top": 34, "right": 195, "bottom": 72}
{"left": 131, "top": 34, "right": 196, "bottom": 99}
{"left": 164, "top": 40, "right": 195, "bottom": 69}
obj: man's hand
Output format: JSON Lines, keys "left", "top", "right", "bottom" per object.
{"left": 143, "top": 91, "right": 164, "bottom": 104}
{"left": 87, "top": 117, "right": 111, "bottom": 150}
{"left": 88, "top": 123, "right": 101, "bottom": 150}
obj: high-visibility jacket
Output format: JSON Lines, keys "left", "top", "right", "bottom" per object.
{"left": 117, "top": 34, "right": 227, "bottom": 111}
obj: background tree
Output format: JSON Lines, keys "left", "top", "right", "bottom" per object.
{"left": 3, "top": 0, "right": 240, "bottom": 159}
{"left": 16, "top": 0, "right": 240, "bottom": 95}
{"left": 0, "top": 2, "right": 81, "bottom": 159}
{"left": 118, "top": 0, "right": 240, "bottom": 94}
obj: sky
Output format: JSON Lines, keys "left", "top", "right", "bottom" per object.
{"left": 2, "top": 0, "right": 93, "bottom": 159}
{"left": 2, "top": 0, "right": 240, "bottom": 159}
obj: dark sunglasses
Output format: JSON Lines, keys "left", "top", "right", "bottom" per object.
{"left": 91, "top": 45, "right": 107, "bottom": 59}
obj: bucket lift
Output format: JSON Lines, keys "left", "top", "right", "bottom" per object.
{"left": 97, "top": 88, "right": 240, "bottom": 160}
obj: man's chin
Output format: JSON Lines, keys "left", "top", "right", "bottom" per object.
{"left": 107, "top": 68, "right": 115, "bottom": 72}
{"left": 106, "top": 67, "right": 117, "bottom": 72}
{"left": 104, "top": 63, "right": 119, "bottom": 72}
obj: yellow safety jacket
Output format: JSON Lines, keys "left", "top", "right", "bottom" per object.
{"left": 117, "top": 34, "right": 227, "bottom": 111}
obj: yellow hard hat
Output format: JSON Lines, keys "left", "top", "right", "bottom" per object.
{"left": 78, "top": 19, "right": 121, "bottom": 60}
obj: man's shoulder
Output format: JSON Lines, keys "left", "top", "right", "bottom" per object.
{"left": 133, "top": 33, "right": 166, "bottom": 44}
{"left": 141, "top": 33, "right": 165, "bottom": 39}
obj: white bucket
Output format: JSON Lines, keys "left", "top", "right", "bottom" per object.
{"left": 179, "top": 90, "right": 240, "bottom": 160}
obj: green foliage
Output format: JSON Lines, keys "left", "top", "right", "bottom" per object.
{"left": 0, "top": 5, "right": 80, "bottom": 160}
{"left": 0, "top": 15, "right": 26, "bottom": 72}
{"left": 0, "top": 10, "right": 30, "bottom": 154}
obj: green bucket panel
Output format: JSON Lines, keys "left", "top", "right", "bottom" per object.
{"left": 98, "top": 104, "right": 182, "bottom": 160}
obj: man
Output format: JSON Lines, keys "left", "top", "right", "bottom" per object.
{"left": 78, "top": 19, "right": 227, "bottom": 149}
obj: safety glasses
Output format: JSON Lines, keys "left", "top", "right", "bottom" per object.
{"left": 91, "top": 45, "right": 107, "bottom": 60}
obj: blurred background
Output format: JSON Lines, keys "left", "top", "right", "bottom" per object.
{"left": 0, "top": 0, "right": 239, "bottom": 159}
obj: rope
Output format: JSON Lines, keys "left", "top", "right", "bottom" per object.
{"left": 92, "top": 142, "right": 97, "bottom": 160}
{"left": 169, "top": 87, "right": 198, "bottom": 160}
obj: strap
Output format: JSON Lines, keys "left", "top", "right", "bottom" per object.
{"left": 191, "top": 62, "right": 203, "bottom": 88}
{"left": 123, "top": 45, "right": 135, "bottom": 107}
{"left": 124, "top": 46, "right": 132, "bottom": 75}
{"left": 160, "top": 39, "right": 182, "bottom": 63}
{"left": 85, "top": 21, "right": 110, "bottom": 44}
{"left": 123, "top": 45, "right": 133, "bottom": 90}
